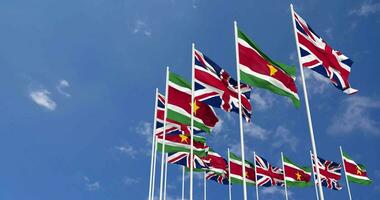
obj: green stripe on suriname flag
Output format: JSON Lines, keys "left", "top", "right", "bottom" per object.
{"left": 167, "top": 72, "right": 219, "bottom": 133}
{"left": 283, "top": 155, "right": 312, "bottom": 187}
{"left": 156, "top": 134, "right": 208, "bottom": 157}
{"left": 237, "top": 28, "right": 300, "bottom": 107}
{"left": 229, "top": 152, "right": 255, "bottom": 185}
{"left": 342, "top": 151, "right": 372, "bottom": 185}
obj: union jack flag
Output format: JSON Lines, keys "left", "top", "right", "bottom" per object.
{"left": 293, "top": 10, "right": 358, "bottom": 94}
{"left": 194, "top": 49, "right": 252, "bottom": 122}
{"left": 311, "top": 154, "right": 343, "bottom": 190}
{"left": 156, "top": 93, "right": 202, "bottom": 136}
{"left": 255, "top": 154, "right": 284, "bottom": 187}
{"left": 205, "top": 171, "right": 229, "bottom": 185}
{"left": 167, "top": 151, "right": 208, "bottom": 170}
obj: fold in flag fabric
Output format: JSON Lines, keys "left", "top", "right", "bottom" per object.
{"left": 255, "top": 154, "right": 284, "bottom": 187}
{"left": 202, "top": 149, "right": 228, "bottom": 175}
{"left": 293, "top": 9, "right": 358, "bottom": 94}
{"left": 229, "top": 152, "right": 256, "bottom": 186}
{"left": 237, "top": 28, "right": 300, "bottom": 107}
{"left": 167, "top": 72, "right": 219, "bottom": 133}
{"left": 311, "top": 154, "right": 343, "bottom": 190}
{"left": 283, "top": 155, "right": 312, "bottom": 187}
{"left": 342, "top": 151, "right": 372, "bottom": 185}
{"left": 206, "top": 171, "right": 229, "bottom": 185}
{"left": 156, "top": 133, "right": 209, "bottom": 157}
{"left": 167, "top": 151, "right": 208, "bottom": 171}
{"left": 156, "top": 92, "right": 202, "bottom": 136}
{"left": 194, "top": 48, "right": 252, "bottom": 122}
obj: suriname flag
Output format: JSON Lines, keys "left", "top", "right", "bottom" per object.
{"left": 156, "top": 133, "right": 209, "bottom": 157}
{"left": 342, "top": 151, "right": 372, "bottom": 185}
{"left": 229, "top": 152, "right": 255, "bottom": 186}
{"left": 237, "top": 28, "right": 300, "bottom": 107}
{"left": 283, "top": 155, "right": 312, "bottom": 187}
{"left": 167, "top": 72, "right": 219, "bottom": 133}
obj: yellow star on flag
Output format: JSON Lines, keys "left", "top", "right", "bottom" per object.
{"left": 296, "top": 171, "right": 302, "bottom": 181}
{"left": 179, "top": 134, "right": 189, "bottom": 143}
{"left": 356, "top": 168, "right": 363, "bottom": 175}
{"left": 267, "top": 63, "right": 278, "bottom": 76}
{"left": 245, "top": 171, "right": 249, "bottom": 178}
{"left": 191, "top": 101, "right": 200, "bottom": 115}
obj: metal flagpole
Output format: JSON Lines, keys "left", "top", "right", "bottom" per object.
{"left": 204, "top": 171, "right": 207, "bottom": 200}
{"left": 151, "top": 132, "right": 158, "bottom": 200}
{"left": 163, "top": 153, "right": 168, "bottom": 200}
{"left": 290, "top": 4, "right": 324, "bottom": 200}
{"left": 148, "top": 88, "right": 159, "bottom": 200}
{"left": 159, "top": 67, "right": 170, "bottom": 200}
{"left": 310, "top": 151, "right": 320, "bottom": 200}
{"left": 233, "top": 20, "right": 248, "bottom": 200}
{"left": 281, "top": 152, "right": 289, "bottom": 200}
{"left": 340, "top": 146, "right": 353, "bottom": 200}
{"left": 228, "top": 148, "right": 232, "bottom": 200}
{"left": 190, "top": 43, "right": 195, "bottom": 200}
{"left": 182, "top": 166, "right": 185, "bottom": 200}
{"left": 254, "top": 151, "right": 259, "bottom": 200}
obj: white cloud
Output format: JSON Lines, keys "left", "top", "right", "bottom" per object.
{"left": 212, "top": 119, "right": 224, "bottom": 134}
{"left": 244, "top": 122, "right": 270, "bottom": 140}
{"left": 324, "top": 28, "right": 333, "bottom": 39}
{"left": 250, "top": 90, "right": 276, "bottom": 111}
{"left": 136, "top": 121, "right": 153, "bottom": 143}
{"left": 300, "top": 69, "right": 330, "bottom": 94}
{"left": 350, "top": 1, "right": 380, "bottom": 16}
{"left": 29, "top": 89, "right": 57, "bottom": 111}
{"left": 123, "top": 176, "right": 139, "bottom": 185}
{"left": 272, "top": 126, "right": 299, "bottom": 152}
{"left": 56, "top": 79, "right": 71, "bottom": 97}
{"left": 115, "top": 144, "right": 137, "bottom": 158}
{"left": 83, "top": 176, "right": 100, "bottom": 191}
{"left": 132, "top": 19, "right": 152, "bottom": 37}
{"left": 261, "top": 187, "right": 291, "bottom": 198}
{"left": 328, "top": 96, "right": 380, "bottom": 135}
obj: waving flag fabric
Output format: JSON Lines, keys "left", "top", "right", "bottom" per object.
{"left": 156, "top": 133, "right": 209, "bottom": 157}
{"left": 342, "top": 151, "right": 372, "bottom": 185}
{"left": 229, "top": 152, "right": 256, "bottom": 185}
{"left": 311, "top": 154, "right": 343, "bottom": 190}
{"left": 237, "top": 28, "right": 300, "bottom": 107}
{"left": 202, "top": 149, "right": 228, "bottom": 175}
{"left": 194, "top": 48, "right": 252, "bottom": 122}
{"left": 255, "top": 154, "right": 284, "bottom": 187}
{"left": 283, "top": 155, "right": 312, "bottom": 187}
{"left": 167, "top": 151, "right": 208, "bottom": 171}
{"left": 293, "top": 10, "right": 358, "bottom": 94}
{"left": 156, "top": 93, "right": 202, "bottom": 136}
{"left": 206, "top": 171, "right": 229, "bottom": 185}
{"left": 167, "top": 72, "right": 219, "bottom": 133}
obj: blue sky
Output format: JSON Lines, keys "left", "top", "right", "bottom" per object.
{"left": 1, "top": 0, "right": 380, "bottom": 199}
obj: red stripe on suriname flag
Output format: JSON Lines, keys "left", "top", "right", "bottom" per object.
{"left": 284, "top": 165, "right": 311, "bottom": 182}
{"left": 238, "top": 43, "right": 298, "bottom": 94}
{"left": 344, "top": 159, "right": 368, "bottom": 178}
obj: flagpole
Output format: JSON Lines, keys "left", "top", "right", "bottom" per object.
{"left": 290, "top": 4, "right": 324, "bottom": 200}
{"left": 148, "top": 88, "right": 159, "bottom": 200}
{"left": 281, "top": 152, "right": 289, "bottom": 200}
{"left": 182, "top": 166, "right": 185, "bottom": 200}
{"left": 310, "top": 150, "right": 320, "bottom": 200}
{"left": 254, "top": 151, "right": 259, "bottom": 200}
{"left": 234, "top": 20, "right": 248, "bottom": 200}
{"left": 340, "top": 146, "right": 353, "bottom": 200}
{"left": 164, "top": 153, "right": 168, "bottom": 200}
{"left": 228, "top": 148, "right": 232, "bottom": 200}
{"left": 190, "top": 43, "right": 195, "bottom": 200}
{"left": 152, "top": 133, "right": 158, "bottom": 200}
{"left": 204, "top": 171, "right": 207, "bottom": 200}
{"left": 159, "top": 67, "right": 170, "bottom": 200}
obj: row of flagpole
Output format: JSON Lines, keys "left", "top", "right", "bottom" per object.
{"left": 146, "top": 4, "right": 354, "bottom": 200}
